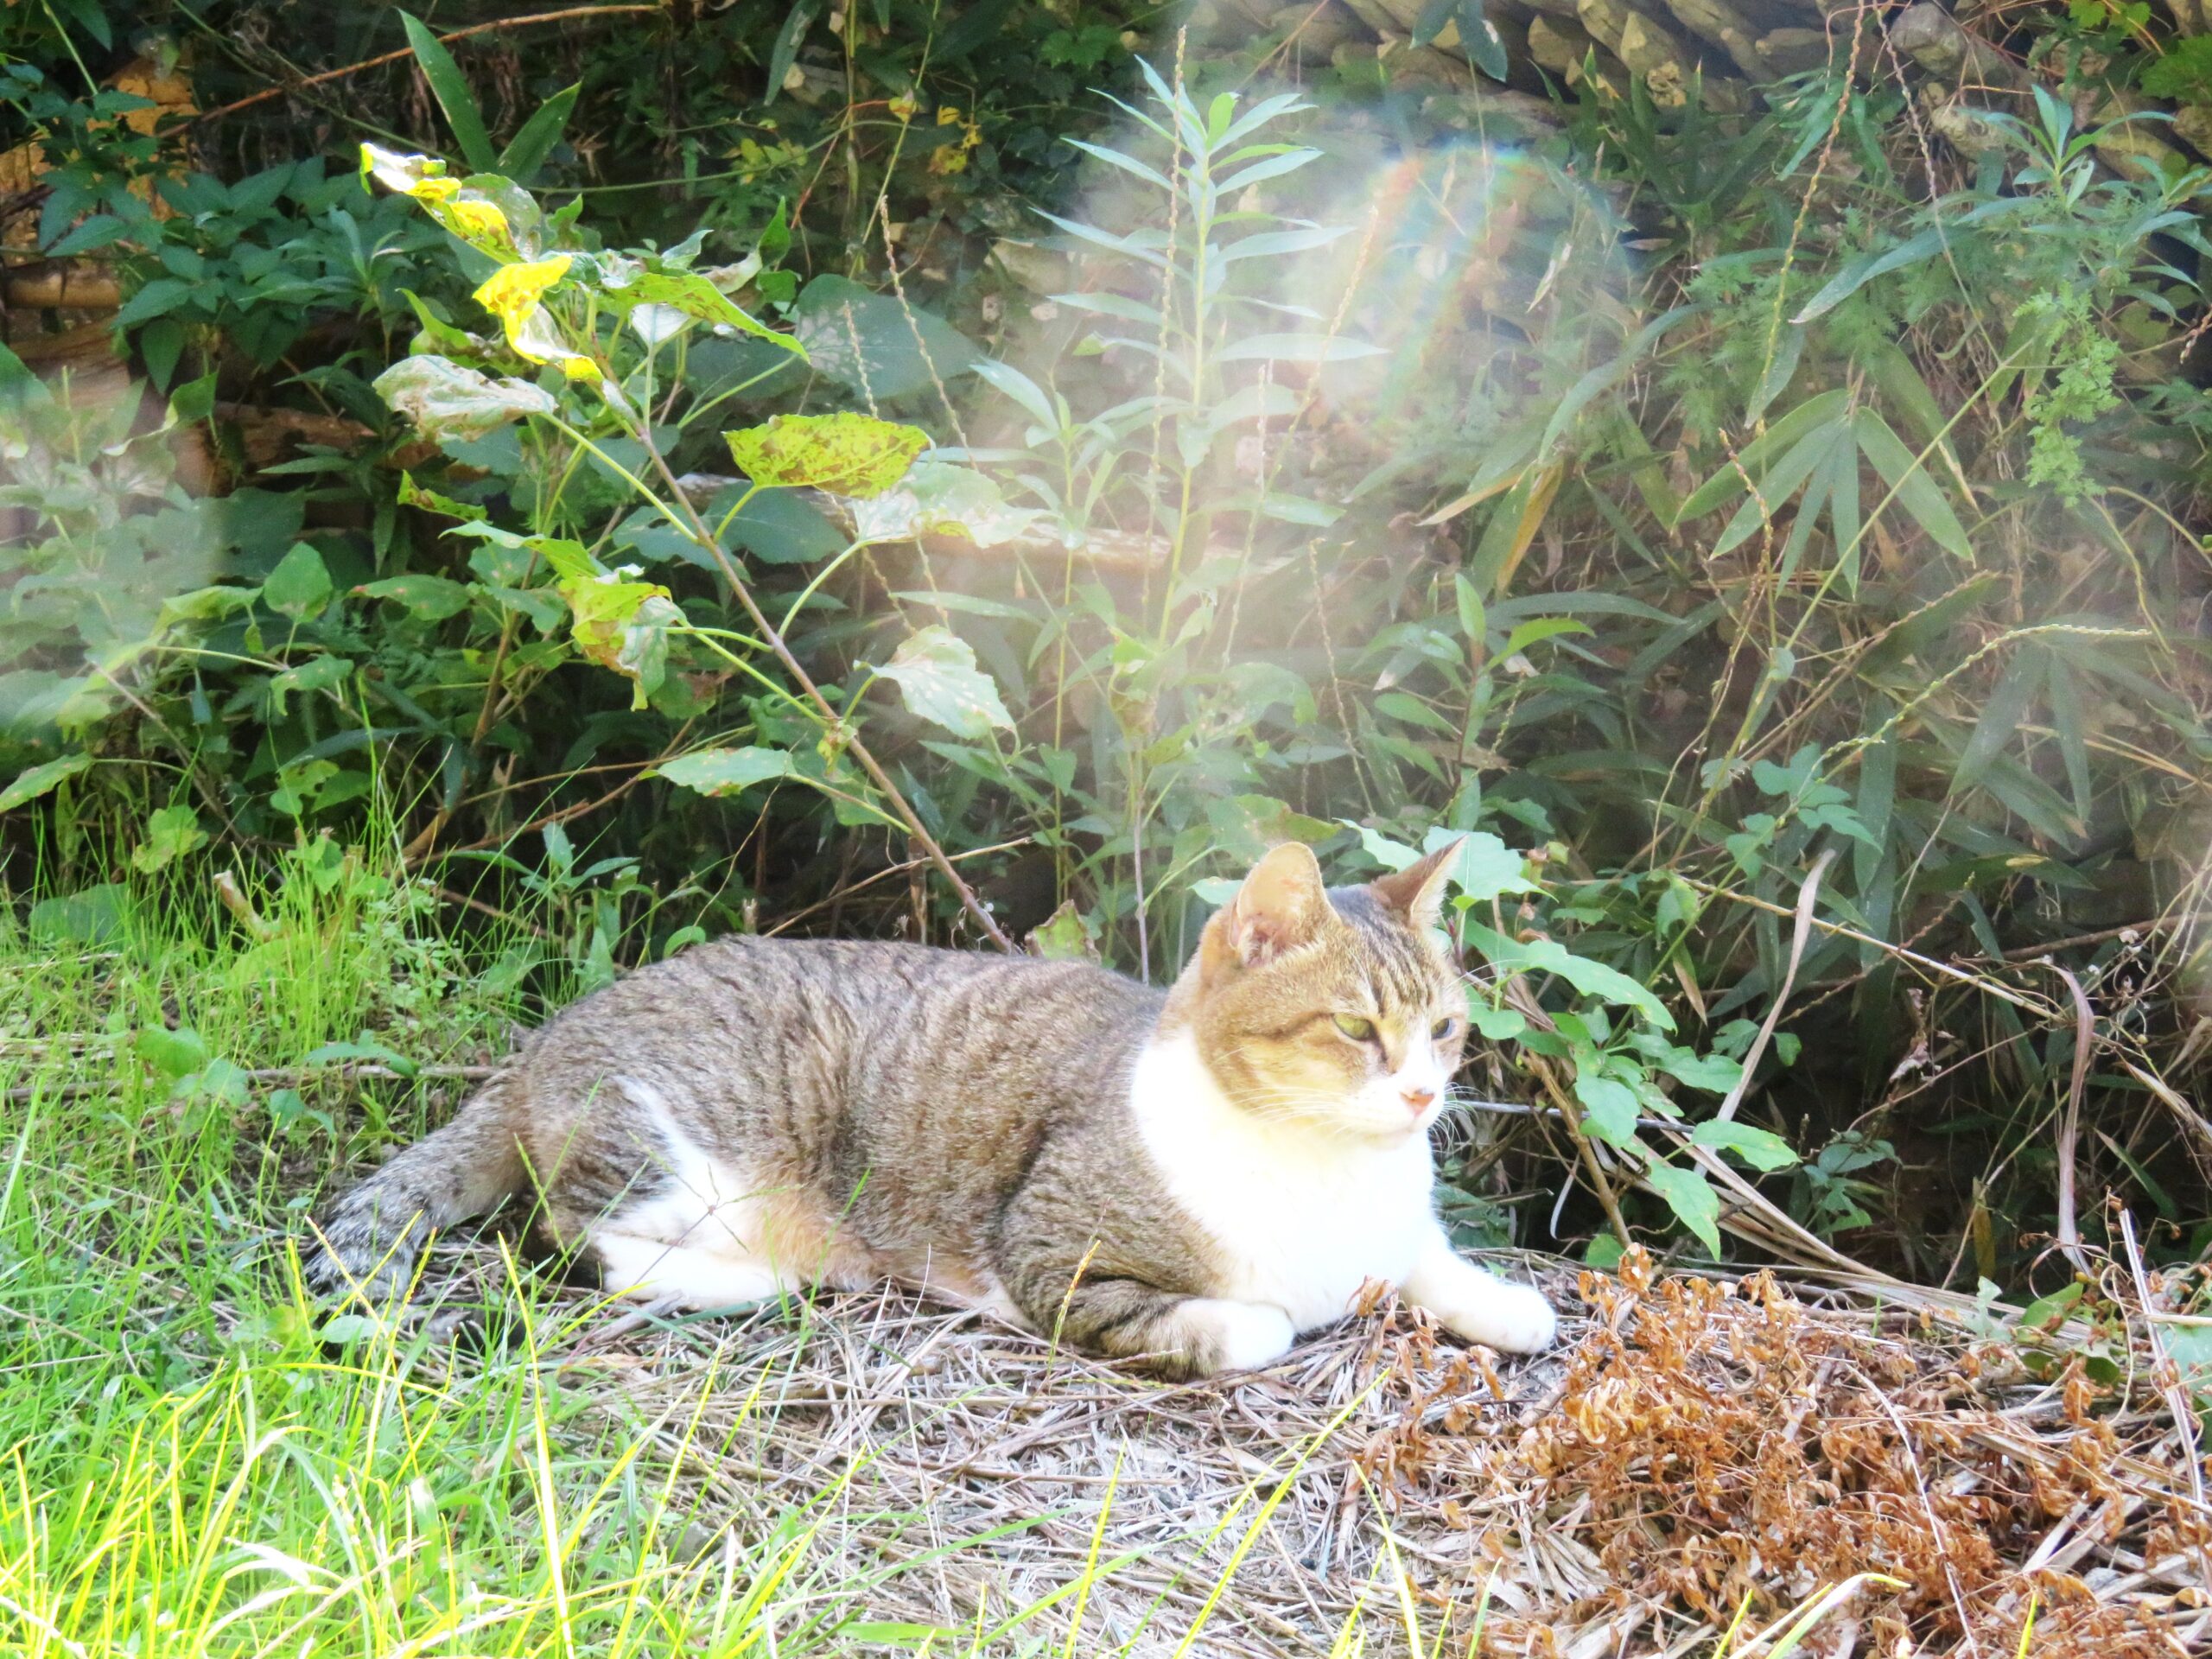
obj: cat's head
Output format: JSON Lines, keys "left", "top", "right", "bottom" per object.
{"left": 1169, "top": 842, "right": 1468, "bottom": 1141}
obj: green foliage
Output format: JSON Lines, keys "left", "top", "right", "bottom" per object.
{"left": 4, "top": 3, "right": 2211, "bottom": 1281}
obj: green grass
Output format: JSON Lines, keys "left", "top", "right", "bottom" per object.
{"left": 0, "top": 846, "right": 1892, "bottom": 1656}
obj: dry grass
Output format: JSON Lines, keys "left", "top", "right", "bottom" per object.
{"left": 379, "top": 1238, "right": 2212, "bottom": 1658}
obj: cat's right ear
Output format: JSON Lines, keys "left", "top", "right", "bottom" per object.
{"left": 1224, "top": 842, "right": 1328, "bottom": 968}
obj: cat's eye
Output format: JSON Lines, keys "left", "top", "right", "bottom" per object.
{"left": 1431, "top": 1017, "right": 1458, "bottom": 1040}
{"left": 1332, "top": 1014, "right": 1376, "bottom": 1042}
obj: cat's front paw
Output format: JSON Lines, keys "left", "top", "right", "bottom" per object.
{"left": 1436, "top": 1281, "right": 1558, "bottom": 1354}
{"left": 1181, "top": 1298, "right": 1295, "bottom": 1374}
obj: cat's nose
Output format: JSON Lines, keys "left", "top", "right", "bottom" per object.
{"left": 1401, "top": 1085, "right": 1436, "bottom": 1114}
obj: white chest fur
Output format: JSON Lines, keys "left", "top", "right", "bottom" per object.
{"left": 1128, "top": 1033, "right": 1438, "bottom": 1333}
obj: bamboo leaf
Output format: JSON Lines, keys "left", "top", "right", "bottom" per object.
{"left": 398, "top": 13, "right": 497, "bottom": 174}
{"left": 498, "top": 83, "right": 581, "bottom": 181}
{"left": 1853, "top": 407, "right": 1974, "bottom": 562}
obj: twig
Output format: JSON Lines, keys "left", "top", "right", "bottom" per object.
{"left": 1714, "top": 848, "right": 1834, "bottom": 1123}
{"left": 760, "top": 840, "right": 1029, "bottom": 938}
{"left": 2117, "top": 1209, "right": 2212, "bottom": 1603}
{"left": 188, "top": 6, "right": 659, "bottom": 126}
{"left": 1680, "top": 874, "right": 2059, "bottom": 1020}
{"left": 2044, "top": 963, "right": 2094, "bottom": 1272}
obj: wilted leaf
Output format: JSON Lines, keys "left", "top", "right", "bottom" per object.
{"left": 1027, "top": 900, "right": 1099, "bottom": 962}
{"left": 372, "top": 355, "right": 556, "bottom": 442}
{"left": 876, "top": 626, "right": 1014, "bottom": 739}
{"left": 724, "top": 412, "right": 928, "bottom": 497}
{"left": 397, "top": 473, "right": 486, "bottom": 523}
{"left": 612, "top": 270, "right": 801, "bottom": 353}
{"left": 1, "top": 752, "right": 92, "bottom": 813}
{"left": 658, "top": 746, "right": 794, "bottom": 797}
{"left": 847, "top": 461, "right": 1046, "bottom": 547}
{"left": 559, "top": 570, "right": 683, "bottom": 709}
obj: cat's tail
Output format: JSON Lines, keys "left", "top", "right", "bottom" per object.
{"left": 303, "top": 1068, "right": 531, "bottom": 1300}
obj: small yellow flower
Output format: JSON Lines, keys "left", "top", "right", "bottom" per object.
{"left": 407, "top": 176, "right": 461, "bottom": 206}
{"left": 935, "top": 105, "right": 962, "bottom": 125}
{"left": 474, "top": 256, "right": 572, "bottom": 357}
{"left": 888, "top": 92, "right": 918, "bottom": 123}
{"left": 474, "top": 256, "right": 570, "bottom": 327}
{"left": 557, "top": 356, "right": 602, "bottom": 382}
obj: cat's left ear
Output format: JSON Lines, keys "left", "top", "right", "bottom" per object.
{"left": 1370, "top": 838, "right": 1462, "bottom": 931}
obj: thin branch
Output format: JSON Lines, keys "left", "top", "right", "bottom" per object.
{"left": 630, "top": 429, "right": 1016, "bottom": 950}
{"left": 2044, "top": 962, "right": 2094, "bottom": 1273}
{"left": 1714, "top": 848, "right": 1834, "bottom": 1124}
{"left": 188, "top": 7, "right": 660, "bottom": 127}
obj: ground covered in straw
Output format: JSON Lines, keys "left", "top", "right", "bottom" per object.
{"left": 404, "top": 1236, "right": 2211, "bottom": 1658}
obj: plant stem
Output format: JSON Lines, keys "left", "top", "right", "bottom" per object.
{"left": 628, "top": 429, "right": 1016, "bottom": 951}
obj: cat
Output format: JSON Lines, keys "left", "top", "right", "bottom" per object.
{"left": 306, "top": 841, "right": 1559, "bottom": 1376}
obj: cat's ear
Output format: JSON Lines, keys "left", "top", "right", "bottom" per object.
{"left": 1370, "top": 838, "right": 1461, "bottom": 930}
{"left": 1226, "top": 842, "right": 1329, "bottom": 967}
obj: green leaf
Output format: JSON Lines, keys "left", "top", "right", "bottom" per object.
{"left": 29, "top": 885, "right": 124, "bottom": 945}
{"left": 2018, "top": 1280, "right": 2083, "bottom": 1332}
{"left": 612, "top": 270, "right": 801, "bottom": 353}
{"left": 1460, "top": 922, "right": 1675, "bottom": 1031}
{"left": 1689, "top": 1120, "right": 1800, "bottom": 1171}
{"left": 1574, "top": 1075, "right": 1642, "bottom": 1147}
{"left": 1465, "top": 996, "right": 1527, "bottom": 1042}
{"left": 264, "top": 543, "right": 334, "bottom": 620}
{"left": 876, "top": 626, "right": 1014, "bottom": 740}
{"left": 1655, "top": 1049, "right": 1743, "bottom": 1094}
{"left": 498, "top": 82, "right": 580, "bottom": 180}
{"left": 658, "top": 747, "right": 794, "bottom": 797}
{"left": 1955, "top": 650, "right": 2041, "bottom": 791}
{"left": 354, "top": 575, "right": 472, "bottom": 621}
{"left": 373, "top": 355, "right": 556, "bottom": 442}
{"left": 1454, "top": 574, "right": 1484, "bottom": 645}
{"left": 765, "top": 0, "right": 819, "bottom": 103}
{"left": 1853, "top": 407, "right": 1974, "bottom": 562}
{"left": 1442, "top": 832, "right": 1539, "bottom": 905}
{"left": 130, "top": 805, "right": 207, "bottom": 874}
{"left": 137, "top": 1024, "right": 210, "bottom": 1079}
{"left": 0, "top": 753, "right": 92, "bottom": 813}
{"left": 1675, "top": 390, "right": 1851, "bottom": 521}
{"left": 1792, "top": 224, "right": 1951, "bottom": 325}
{"left": 848, "top": 462, "right": 1046, "bottom": 548}
{"left": 1501, "top": 618, "right": 1592, "bottom": 658}
{"left": 724, "top": 412, "right": 928, "bottom": 497}
{"left": 1643, "top": 1161, "right": 1721, "bottom": 1256}
{"left": 398, "top": 12, "right": 498, "bottom": 174}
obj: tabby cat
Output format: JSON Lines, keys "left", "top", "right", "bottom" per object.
{"left": 307, "top": 842, "right": 1558, "bottom": 1376}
